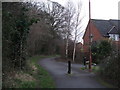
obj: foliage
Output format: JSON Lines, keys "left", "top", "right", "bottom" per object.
{"left": 2, "top": 55, "right": 56, "bottom": 88}
{"left": 2, "top": 1, "right": 81, "bottom": 88}
{"left": 2, "top": 2, "right": 36, "bottom": 70}
{"left": 92, "top": 40, "right": 120, "bottom": 88}
{"left": 99, "top": 51, "right": 120, "bottom": 88}
{"left": 91, "top": 40, "right": 112, "bottom": 63}
{"left": 2, "top": 1, "right": 74, "bottom": 83}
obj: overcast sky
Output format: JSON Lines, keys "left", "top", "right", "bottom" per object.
{"left": 36, "top": 0, "right": 120, "bottom": 42}
{"left": 49, "top": 0, "right": 119, "bottom": 19}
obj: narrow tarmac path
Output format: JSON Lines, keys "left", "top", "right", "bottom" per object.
{"left": 38, "top": 57, "right": 106, "bottom": 88}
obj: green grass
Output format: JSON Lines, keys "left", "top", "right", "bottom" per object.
{"left": 20, "top": 81, "right": 36, "bottom": 88}
{"left": 80, "top": 67, "right": 86, "bottom": 70}
{"left": 37, "top": 67, "right": 55, "bottom": 88}
{"left": 11, "top": 55, "right": 57, "bottom": 88}
{"left": 80, "top": 65, "right": 100, "bottom": 73}
{"left": 28, "top": 55, "right": 56, "bottom": 88}
{"left": 14, "top": 79, "right": 36, "bottom": 88}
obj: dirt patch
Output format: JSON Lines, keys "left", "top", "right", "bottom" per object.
{"left": 15, "top": 73, "right": 35, "bottom": 82}
{"left": 3, "top": 71, "right": 22, "bottom": 87}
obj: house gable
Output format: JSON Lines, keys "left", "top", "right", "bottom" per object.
{"left": 108, "top": 26, "right": 118, "bottom": 34}
{"left": 83, "top": 20, "right": 103, "bottom": 52}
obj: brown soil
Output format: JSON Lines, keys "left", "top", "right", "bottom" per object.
{"left": 15, "top": 73, "right": 35, "bottom": 82}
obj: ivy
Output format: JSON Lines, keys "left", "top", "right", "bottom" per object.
{"left": 2, "top": 2, "right": 35, "bottom": 69}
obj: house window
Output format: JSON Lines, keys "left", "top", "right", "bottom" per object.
{"left": 109, "top": 34, "right": 119, "bottom": 41}
{"left": 115, "top": 35, "right": 119, "bottom": 41}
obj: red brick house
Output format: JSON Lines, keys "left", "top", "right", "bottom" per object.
{"left": 83, "top": 19, "right": 120, "bottom": 53}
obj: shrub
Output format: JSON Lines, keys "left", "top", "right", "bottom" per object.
{"left": 91, "top": 40, "right": 112, "bottom": 63}
{"left": 99, "top": 40, "right": 120, "bottom": 87}
{"left": 91, "top": 40, "right": 120, "bottom": 87}
{"left": 99, "top": 52, "right": 120, "bottom": 88}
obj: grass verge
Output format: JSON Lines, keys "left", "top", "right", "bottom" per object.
{"left": 80, "top": 65, "right": 100, "bottom": 73}
{"left": 3, "top": 55, "right": 57, "bottom": 88}
{"left": 28, "top": 55, "right": 56, "bottom": 88}
{"left": 95, "top": 76, "right": 117, "bottom": 88}
{"left": 80, "top": 65, "right": 117, "bottom": 88}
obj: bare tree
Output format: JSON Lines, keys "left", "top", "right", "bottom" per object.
{"left": 64, "top": 0, "right": 75, "bottom": 59}
{"left": 72, "top": 1, "right": 84, "bottom": 62}
{"left": 27, "top": 1, "right": 69, "bottom": 55}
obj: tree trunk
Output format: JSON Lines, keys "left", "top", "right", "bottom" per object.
{"left": 65, "top": 35, "right": 69, "bottom": 59}
{"left": 72, "top": 26, "right": 77, "bottom": 62}
{"left": 72, "top": 38, "right": 76, "bottom": 62}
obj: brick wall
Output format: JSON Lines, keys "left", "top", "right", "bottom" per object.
{"left": 83, "top": 20, "right": 103, "bottom": 53}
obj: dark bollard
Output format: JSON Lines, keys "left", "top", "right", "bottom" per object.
{"left": 83, "top": 57, "right": 87, "bottom": 69}
{"left": 68, "top": 60, "right": 71, "bottom": 74}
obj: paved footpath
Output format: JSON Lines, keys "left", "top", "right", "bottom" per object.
{"left": 38, "top": 57, "right": 106, "bottom": 88}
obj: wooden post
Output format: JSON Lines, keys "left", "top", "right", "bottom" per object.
{"left": 89, "top": 0, "right": 92, "bottom": 72}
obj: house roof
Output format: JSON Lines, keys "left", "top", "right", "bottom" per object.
{"left": 109, "top": 19, "right": 120, "bottom": 29}
{"left": 108, "top": 26, "right": 118, "bottom": 34}
{"left": 92, "top": 19, "right": 120, "bottom": 36}
{"left": 83, "top": 19, "right": 120, "bottom": 39}
{"left": 109, "top": 19, "right": 120, "bottom": 33}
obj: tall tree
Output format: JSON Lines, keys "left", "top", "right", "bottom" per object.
{"left": 27, "top": 1, "right": 67, "bottom": 55}
{"left": 64, "top": 0, "right": 75, "bottom": 59}
{"left": 72, "top": 1, "right": 84, "bottom": 62}
{"left": 2, "top": 2, "right": 36, "bottom": 69}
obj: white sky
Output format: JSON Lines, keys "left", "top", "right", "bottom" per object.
{"left": 49, "top": 0, "right": 119, "bottom": 19}
{"left": 36, "top": 0, "right": 120, "bottom": 42}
